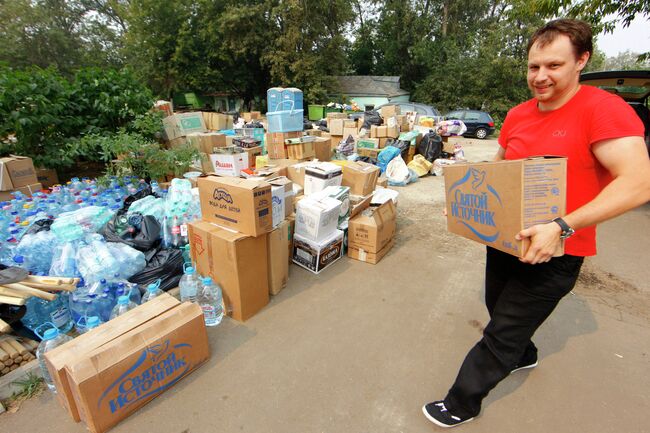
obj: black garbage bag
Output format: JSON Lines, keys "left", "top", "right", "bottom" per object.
{"left": 122, "top": 186, "right": 153, "bottom": 210}
{"left": 417, "top": 131, "right": 443, "bottom": 162}
{"left": 303, "top": 119, "right": 314, "bottom": 130}
{"left": 101, "top": 214, "right": 161, "bottom": 251}
{"left": 23, "top": 218, "right": 53, "bottom": 236}
{"left": 128, "top": 247, "right": 184, "bottom": 292}
{"left": 315, "top": 119, "right": 328, "bottom": 128}
{"left": 356, "top": 156, "right": 376, "bottom": 164}
{"left": 362, "top": 110, "right": 383, "bottom": 129}
{"left": 245, "top": 121, "right": 264, "bottom": 129}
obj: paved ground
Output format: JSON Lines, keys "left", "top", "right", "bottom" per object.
{"left": 2, "top": 138, "right": 649, "bottom": 433}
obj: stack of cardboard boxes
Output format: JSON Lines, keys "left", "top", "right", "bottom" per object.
{"left": 44, "top": 293, "right": 210, "bottom": 433}
{"left": 0, "top": 155, "right": 41, "bottom": 201}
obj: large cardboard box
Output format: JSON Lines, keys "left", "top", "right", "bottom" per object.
{"left": 444, "top": 157, "right": 567, "bottom": 257}
{"left": 342, "top": 161, "right": 380, "bottom": 197}
{"left": 268, "top": 176, "right": 293, "bottom": 218}
{"left": 295, "top": 195, "right": 342, "bottom": 242}
{"left": 187, "top": 132, "right": 227, "bottom": 154}
{"left": 342, "top": 126, "right": 358, "bottom": 139}
{"left": 0, "top": 155, "right": 38, "bottom": 190}
{"left": 313, "top": 137, "right": 332, "bottom": 161}
{"left": 328, "top": 118, "right": 345, "bottom": 136}
{"left": 286, "top": 142, "right": 315, "bottom": 160}
{"left": 202, "top": 112, "right": 233, "bottom": 131}
{"left": 286, "top": 161, "right": 318, "bottom": 187}
{"left": 312, "top": 185, "right": 350, "bottom": 225}
{"left": 265, "top": 131, "right": 302, "bottom": 159}
{"left": 198, "top": 176, "right": 272, "bottom": 237}
{"left": 356, "top": 148, "right": 381, "bottom": 160}
{"left": 163, "top": 112, "right": 207, "bottom": 140}
{"left": 380, "top": 105, "right": 401, "bottom": 118}
{"left": 44, "top": 294, "right": 180, "bottom": 423}
{"left": 238, "top": 145, "right": 263, "bottom": 169}
{"left": 65, "top": 302, "right": 209, "bottom": 433}
{"left": 348, "top": 237, "right": 395, "bottom": 264}
{"left": 0, "top": 182, "right": 42, "bottom": 201}
{"left": 188, "top": 220, "right": 269, "bottom": 321}
{"left": 348, "top": 200, "right": 397, "bottom": 256}
{"left": 268, "top": 220, "right": 290, "bottom": 295}
{"left": 303, "top": 162, "right": 343, "bottom": 195}
{"left": 209, "top": 151, "right": 249, "bottom": 177}
{"left": 35, "top": 167, "right": 59, "bottom": 188}
{"left": 293, "top": 229, "right": 344, "bottom": 274}
{"left": 356, "top": 138, "right": 379, "bottom": 150}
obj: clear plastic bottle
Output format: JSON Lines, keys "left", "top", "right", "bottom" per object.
{"left": 179, "top": 266, "right": 199, "bottom": 303}
{"left": 141, "top": 280, "right": 164, "bottom": 303}
{"left": 197, "top": 277, "right": 224, "bottom": 326}
{"left": 109, "top": 295, "right": 138, "bottom": 319}
{"left": 36, "top": 327, "right": 73, "bottom": 392}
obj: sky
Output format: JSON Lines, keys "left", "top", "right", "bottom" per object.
{"left": 596, "top": 16, "right": 650, "bottom": 57}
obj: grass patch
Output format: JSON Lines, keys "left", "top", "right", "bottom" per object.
{"left": 1, "top": 373, "right": 45, "bottom": 414}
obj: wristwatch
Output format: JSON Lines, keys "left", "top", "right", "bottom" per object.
{"left": 552, "top": 217, "right": 575, "bottom": 239}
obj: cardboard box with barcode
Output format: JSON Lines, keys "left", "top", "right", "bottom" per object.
{"left": 63, "top": 300, "right": 209, "bottom": 433}
{"left": 293, "top": 229, "right": 344, "bottom": 274}
{"left": 295, "top": 195, "right": 342, "bottom": 242}
{"left": 44, "top": 294, "right": 179, "bottom": 423}
{"left": 342, "top": 161, "right": 380, "bottom": 197}
{"left": 443, "top": 157, "right": 567, "bottom": 258}
{"left": 347, "top": 199, "right": 397, "bottom": 264}
{"left": 163, "top": 112, "right": 207, "bottom": 140}
{"left": 303, "top": 162, "right": 343, "bottom": 195}
{"left": 0, "top": 155, "right": 38, "bottom": 191}
{"left": 198, "top": 176, "right": 272, "bottom": 237}
{"left": 188, "top": 220, "right": 269, "bottom": 321}
{"left": 268, "top": 219, "right": 290, "bottom": 295}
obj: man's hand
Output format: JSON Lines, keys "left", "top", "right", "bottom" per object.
{"left": 516, "top": 222, "right": 562, "bottom": 264}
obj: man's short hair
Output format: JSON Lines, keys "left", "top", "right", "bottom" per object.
{"left": 527, "top": 19, "right": 593, "bottom": 60}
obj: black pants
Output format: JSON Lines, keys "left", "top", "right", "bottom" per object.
{"left": 444, "top": 246, "right": 584, "bottom": 418}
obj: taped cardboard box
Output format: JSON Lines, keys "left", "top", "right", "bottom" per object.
{"left": 342, "top": 126, "right": 358, "bottom": 139}
{"left": 268, "top": 220, "right": 290, "bottom": 295}
{"left": 0, "top": 155, "right": 38, "bottom": 190}
{"left": 44, "top": 294, "right": 180, "bottom": 423}
{"left": 65, "top": 302, "right": 209, "bottom": 433}
{"left": 198, "top": 176, "right": 272, "bottom": 237}
{"left": 342, "top": 161, "right": 380, "bottom": 197}
{"left": 202, "top": 112, "right": 233, "bottom": 131}
{"left": 163, "top": 112, "right": 207, "bottom": 140}
{"left": 380, "top": 105, "right": 401, "bottom": 118}
{"left": 187, "top": 132, "right": 227, "bottom": 154}
{"left": 188, "top": 220, "right": 269, "bottom": 321}
{"left": 265, "top": 131, "right": 302, "bottom": 159}
{"left": 0, "top": 182, "right": 42, "bottom": 201}
{"left": 326, "top": 112, "right": 348, "bottom": 122}
{"left": 286, "top": 141, "right": 315, "bottom": 160}
{"left": 293, "top": 229, "right": 344, "bottom": 274}
{"left": 348, "top": 237, "right": 395, "bottom": 264}
{"left": 313, "top": 137, "right": 332, "bottom": 161}
{"left": 329, "top": 135, "right": 343, "bottom": 150}
{"left": 348, "top": 199, "right": 397, "bottom": 256}
{"left": 444, "top": 157, "right": 567, "bottom": 258}
{"left": 328, "top": 118, "right": 345, "bottom": 136}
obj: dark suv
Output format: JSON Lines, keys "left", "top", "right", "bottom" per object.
{"left": 444, "top": 110, "right": 495, "bottom": 139}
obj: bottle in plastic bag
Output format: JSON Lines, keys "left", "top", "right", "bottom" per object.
{"left": 197, "top": 277, "right": 223, "bottom": 326}
{"left": 110, "top": 295, "right": 138, "bottom": 319}
{"left": 141, "top": 280, "right": 164, "bottom": 303}
{"left": 36, "top": 327, "right": 73, "bottom": 392}
{"left": 179, "top": 266, "right": 199, "bottom": 303}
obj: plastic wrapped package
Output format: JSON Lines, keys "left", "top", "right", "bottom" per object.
{"left": 377, "top": 146, "right": 402, "bottom": 173}
{"left": 436, "top": 120, "right": 467, "bottom": 136}
{"left": 49, "top": 241, "right": 81, "bottom": 277}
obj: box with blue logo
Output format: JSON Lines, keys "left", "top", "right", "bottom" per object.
{"left": 65, "top": 302, "right": 210, "bottom": 433}
{"left": 444, "top": 157, "right": 567, "bottom": 257}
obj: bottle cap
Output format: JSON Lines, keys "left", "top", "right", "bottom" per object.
{"left": 87, "top": 316, "right": 100, "bottom": 328}
{"left": 43, "top": 328, "right": 59, "bottom": 340}
{"left": 201, "top": 277, "right": 213, "bottom": 285}
{"left": 186, "top": 267, "right": 195, "bottom": 274}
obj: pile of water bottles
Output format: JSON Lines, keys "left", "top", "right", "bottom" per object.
{"left": 0, "top": 175, "right": 204, "bottom": 338}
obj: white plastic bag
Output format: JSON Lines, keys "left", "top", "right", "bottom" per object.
{"left": 386, "top": 155, "right": 410, "bottom": 184}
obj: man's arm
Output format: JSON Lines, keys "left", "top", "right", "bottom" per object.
{"left": 517, "top": 136, "right": 650, "bottom": 264}
{"left": 494, "top": 146, "right": 506, "bottom": 161}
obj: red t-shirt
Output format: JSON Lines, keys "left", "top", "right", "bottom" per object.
{"left": 498, "top": 85, "right": 644, "bottom": 256}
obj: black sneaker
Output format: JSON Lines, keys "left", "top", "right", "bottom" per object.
{"left": 422, "top": 401, "right": 474, "bottom": 428}
{"left": 510, "top": 351, "right": 538, "bottom": 374}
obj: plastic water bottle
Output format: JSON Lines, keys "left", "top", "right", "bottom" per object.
{"left": 141, "top": 280, "right": 164, "bottom": 303}
{"left": 179, "top": 266, "right": 199, "bottom": 303}
{"left": 86, "top": 316, "right": 101, "bottom": 331}
{"left": 197, "top": 277, "right": 223, "bottom": 326}
{"left": 110, "top": 295, "right": 138, "bottom": 319}
{"left": 36, "top": 327, "right": 73, "bottom": 392}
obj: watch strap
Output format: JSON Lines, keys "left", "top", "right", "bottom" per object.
{"left": 552, "top": 217, "right": 574, "bottom": 238}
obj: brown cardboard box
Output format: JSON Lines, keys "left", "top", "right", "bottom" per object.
{"left": 342, "top": 126, "right": 358, "bottom": 139}
{"left": 378, "top": 137, "right": 392, "bottom": 148}
{"left": 304, "top": 129, "right": 326, "bottom": 137}
{"left": 387, "top": 125, "right": 400, "bottom": 138}
{"left": 0, "top": 182, "right": 42, "bottom": 201}
{"left": 167, "top": 136, "right": 187, "bottom": 149}
{"left": 329, "top": 135, "right": 343, "bottom": 150}
{"left": 188, "top": 220, "right": 269, "bottom": 321}
{"left": 225, "top": 135, "right": 244, "bottom": 147}
{"left": 348, "top": 237, "right": 395, "bottom": 264}
{"left": 196, "top": 153, "right": 214, "bottom": 174}
{"left": 202, "top": 112, "right": 234, "bottom": 131}
{"left": 376, "top": 126, "right": 388, "bottom": 138}
{"left": 349, "top": 193, "right": 372, "bottom": 219}
{"left": 44, "top": 294, "right": 180, "bottom": 423}
{"left": 370, "top": 125, "right": 378, "bottom": 138}
{"left": 197, "top": 176, "right": 272, "bottom": 237}
{"left": 356, "top": 148, "right": 381, "bottom": 159}
{"left": 326, "top": 112, "right": 348, "bottom": 122}
{"left": 342, "top": 161, "right": 380, "bottom": 196}
{"left": 313, "top": 137, "right": 332, "bottom": 161}
{"left": 238, "top": 146, "right": 263, "bottom": 168}
{"left": 265, "top": 131, "right": 302, "bottom": 159}
{"left": 444, "top": 157, "right": 567, "bottom": 257}
{"left": 0, "top": 155, "right": 38, "bottom": 190}
{"left": 65, "top": 302, "right": 209, "bottom": 433}
{"left": 187, "top": 132, "right": 227, "bottom": 154}
{"left": 163, "top": 112, "right": 207, "bottom": 140}
{"left": 286, "top": 142, "right": 315, "bottom": 160}
{"left": 258, "top": 158, "right": 300, "bottom": 178}
{"left": 286, "top": 161, "right": 317, "bottom": 187}
{"left": 268, "top": 220, "right": 290, "bottom": 295}
{"left": 377, "top": 176, "right": 388, "bottom": 188}
{"left": 35, "top": 168, "right": 59, "bottom": 188}
{"left": 328, "top": 118, "right": 345, "bottom": 136}
{"left": 343, "top": 119, "right": 357, "bottom": 129}
{"left": 268, "top": 176, "right": 294, "bottom": 217}
{"left": 380, "top": 105, "right": 401, "bottom": 118}
{"left": 348, "top": 199, "right": 397, "bottom": 256}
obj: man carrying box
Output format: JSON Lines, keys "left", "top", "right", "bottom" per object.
{"left": 424, "top": 19, "right": 650, "bottom": 428}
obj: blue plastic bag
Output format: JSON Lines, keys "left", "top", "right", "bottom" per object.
{"left": 377, "top": 146, "right": 401, "bottom": 173}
